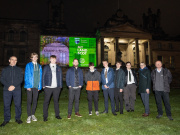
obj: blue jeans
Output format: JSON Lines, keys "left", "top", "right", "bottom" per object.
{"left": 3, "top": 90, "right": 22, "bottom": 122}
{"left": 140, "top": 93, "right": 149, "bottom": 114}
{"left": 103, "top": 88, "right": 115, "bottom": 113}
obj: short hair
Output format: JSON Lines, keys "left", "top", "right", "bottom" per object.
{"left": 89, "top": 62, "right": 94, "bottom": 67}
{"left": 102, "top": 60, "right": 108, "bottom": 63}
{"left": 116, "top": 61, "right": 122, "bottom": 65}
{"left": 50, "top": 55, "right": 56, "bottom": 59}
{"left": 140, "top": 62, "right": 146, "bottom": 65}
{"left": 9, "top": 56, "right": 17, "bottom": 60}
{"left": 126, "top": 62, "right": 131, "bottom": 65}
{"left": 73, "top": 58, "right": 78, "bottom": 62}
{"left": 30, "top": 53, "right": 38, "bottom": 59}
{"left": 155, "top": 60, "right": 162, "bottom": 64}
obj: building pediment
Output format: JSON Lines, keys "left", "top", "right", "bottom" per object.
{"left": 100, "top": 23, "right": 152, "bottom": 39}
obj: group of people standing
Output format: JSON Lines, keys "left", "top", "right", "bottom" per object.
{"left": 0, "top": 52, "right": 173, "bottom": 127}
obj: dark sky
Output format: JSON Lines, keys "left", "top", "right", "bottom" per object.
{"left": 0, "top": 0, "right": 180, "bottom": 36}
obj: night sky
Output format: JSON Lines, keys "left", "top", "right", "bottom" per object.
{"left": 0, "top": 0, "right": 180, "bottom": 36}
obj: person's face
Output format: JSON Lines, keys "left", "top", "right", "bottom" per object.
{"left": 140, "top": 63, "right": 146, "bottom": 69}
{"left": 155, "top": 61, "right": 162, "bottom": 68}
{"left": 116, "top": 63, "right": 121, "bottom": 69}
{"left": 9, "top": 56, "right": 17, "bottom": 66}
{"left": 103, "top": 61, "right": 108, "bottom": 68}
{"left": 31, "top": 55, "right": 38, "bottom": 62}
{"left": 50, "top": 57, "right": 56, "bottom": 64}
{"left": 73, "top": 60, "right": 79, "bottom": 67}
{"left": 89, "top": 66, "right": 94, "bottom": 70}
{"left": 126, "top": 63, "right": 131, "bottom": 69}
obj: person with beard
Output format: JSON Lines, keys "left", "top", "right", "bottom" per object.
{"left": 66, "top": 59, "right": 83, "bottom": 119}
{"left": 85, "top": 62, "right": 101, "bottom": 116}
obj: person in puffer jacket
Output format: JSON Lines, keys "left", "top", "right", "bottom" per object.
{"left": 24, "top": 53, "right": 42, "bottom": 124}
{"left": 85, "top": 62, "right": 101, "bottom": 116}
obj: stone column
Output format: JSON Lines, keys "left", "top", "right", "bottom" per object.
{"left": 148, "top": 40, "right": 152, "bottom": 65}
{"left": 135, "top": 38, "right": 140, "bottom": 67}
{"left": 101, "top": 37, "right": 104, "bottom": 62}
{"left": 115, "top": 37, "right": 119, "bottom": 61}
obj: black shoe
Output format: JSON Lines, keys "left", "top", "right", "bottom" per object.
{"left": 44, "top": 117, "right": 48, "bottom": 122}
{"left": 0, "top": 121, "right": 9, "bottom": 127}
{"left": 167, "top": 116, "right": 173, "bottom": 120}
{"left": 56, "top": 116, "right": 62, "bottom": 119}
{"left": 15, "top": 119, "right": 23, "bottom": 124}
{"left": 115, "top": 110, "right": 119, "bottom": 112}
{"left": 127, "top": 110, "right": 130, "bottom": 112}
{"left": 156, "top": 115, "right": 163, "bottom": 119}
{"left": 120, "top": 112, "right": 123, "bottom": 114}
{"left": 131, "top": 110, "right": 134, "bottom": 112}
{"left": 112, "top": 112, "right": 117, "bottom": 116}
{"left": 101, "top": 110, "right": 108, "bottom": 114}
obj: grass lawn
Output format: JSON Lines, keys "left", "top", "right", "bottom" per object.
{"left": 0, "top": 83, "right": 180, "bottom": 135}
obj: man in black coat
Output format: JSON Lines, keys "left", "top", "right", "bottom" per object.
{"left": 151, "top": 60, "right": 173, "bottom": 120}
{"left": 42, "top": 55, "right": 63, "bottom": 121}
{"left": 124, "top": 62, "right": 137, "bottom": 112}
{"left": 114, "top": 61, "right": 125, "bottom": 114}
{"left": 0, "top": 56, "right": 23, "bottom": 127}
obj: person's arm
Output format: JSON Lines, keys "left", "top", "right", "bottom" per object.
{"left": 120, "top": 70, "right": 125, "bottom": 89}
{"left": 42, "top": 66, "right": 47, "bottom": 88}
{"left": 146, "top": 70, "right": 151, "bottom": 94}
{"left": 38, "top": 65, "right": 42, "bottom": 90}
{"left": 167, "top": 69, "right": 172, "bottom": 84}
{"left": 60, "top": 67, "right": 63, "bottom": 88}
{"left": 0, "top": 68, "right": 11, "bottom": 89}
{"left": 106, "top": 69, "right": 114, "bottom": 87}
{"left": 80, "top": 69, "right": 84, "bottom": 87}
{"left": 98, "top": 71, "right": 101, "bottom": 83}
{"left": 101, "top": 71, "right": 106, "bottom": 85}
{"left": 85, "top": 72, "right": 88, "bottom": 84}
{"left": 24, "top": 64, "right": 31, "bottom": 89}
{"left": 66, "top": 69, "right": 71, "bottom": 87}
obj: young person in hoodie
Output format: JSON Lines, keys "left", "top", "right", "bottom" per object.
{"left": 24, "top": 53, "right": 42, "bottom": 123}
{"left": 85, "top": 62, "right": 101, "bottom": 116}
{"left": 138, "top": 62, "right": 151, "bottom": 117}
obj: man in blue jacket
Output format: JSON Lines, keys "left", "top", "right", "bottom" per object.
{"left": 101, "top": 60, "right": 117, "bottom": 116}
{"left": 66, "top": 59, "right": 83, "bottom": 119}
{"left": 0, "top": 56, "right": 23, "bottom": 127}
{"left": 42, "top": 55, "right": 63, "bottom": 121}
{"left": 24, "top": 53, "right": 42, "bottom": 123}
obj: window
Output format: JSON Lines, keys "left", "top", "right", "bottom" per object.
{"left": 157, "top": 43, "right": 162, "bottom": 49}
{"left": 8, "top": 30, "right": 14, "bottom": 42}
{"left": 20, "top": 31, "right": 27, "bottom": 42}
{"left": 169, "top": 43, "right": 173, "bottom": 49}
{"left": 157, "top": 56, "right": 163, "bottom": 62}
{"left": 170, "top": 56, "right": 175, "bottom": 68}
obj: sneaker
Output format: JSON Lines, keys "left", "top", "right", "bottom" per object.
{"left": 95, "top": 111, "right": 99, "bottom": 116}
{"left": 75, "top": 112, "right": 82, "bottom": 117}
{"left": 89, "top": 111, "right": 92, "bottom": 116}
{"left": 26, "top": 116, "right": 31, "bottom": 123}
{"left": 167, "top": 116, "right": 173, "bottom": 120}
{"left": 15, "top": 119, "right": 23, "bottom": 124}
{"left": 156, "top": 115, "right": 163, "bottom": 119}
{"left": 0, "top": 121, "right": 9, "bottom": 127}
{"left": 67, "top": 114, "right": 71, "bottom": 119}
{"left": 31, "top": 115, "right": 37, "bottom": 121}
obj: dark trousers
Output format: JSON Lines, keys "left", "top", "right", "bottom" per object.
{"left": 124, "top": 84, "right": 137, "bottom": 111}
{"left": 43, "top": 87, "right": 61, "bottom": 118}
{"left": 27, "top": 88, "right": 39, "bottom": 116}
{"left": 68, "top": 87, "right": 81, "bottom": 115}
{"left": 114, "top": 88, "right": 123, "bottom": 113}
{"left": 3, "top": 90, "right": 21, "bottom": 122}
{"left": 87, "top": 91, "right": 99, "bottom": 112}
{"left": 140, "top": 93, "right": 149, "bottom": 114}
{"left": 103, "top": 88, "right": 115, "bottom": 113}
{"left": 155, "top": 91, "right": 171, "bottom": 116}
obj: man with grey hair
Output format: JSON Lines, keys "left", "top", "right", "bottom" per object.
{"left": 151, "top": 60, "right": 173, "bottom": 120}
{"left": 0, "top": 56, "right": 23, "bottom": 127}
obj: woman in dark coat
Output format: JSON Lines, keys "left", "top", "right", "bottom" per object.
{"left": 138, "top": 62, "right": 151, "bottom": 117}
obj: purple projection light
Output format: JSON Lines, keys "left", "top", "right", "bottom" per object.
{"left": 41, "top": 42, "right": 69, "bottom": 66}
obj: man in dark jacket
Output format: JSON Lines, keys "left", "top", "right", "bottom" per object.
{"left": 66, "top": 59, "right": 83, "bottom": 119}
{"left": 114, "top": 61, "right": 125, "bottom": 114}
{"left": 124, "top": 62, "right": 137, "bottom": 112}
{"left": 151, "top": 60, "right": 173, "bottom": 120}
{"left": 85, "top": 62, "right": 101, "bottom": 116}
{"left": 138, "top": 62, "right": 151, "bottom": 117}
{"left": 0, "top": 56, "right": 23, "bottom": 127}
{"left": 42, "top": 55, "right": 63, "bottom": 121}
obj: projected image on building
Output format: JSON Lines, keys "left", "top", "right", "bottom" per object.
{"left": 40, "top": 36, "right": 96, "bottom": 67}
{"left": 40, "top": 36, "right": 69, "bottom": 66}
